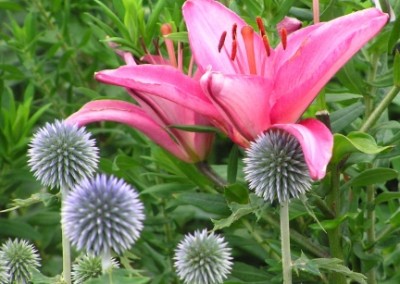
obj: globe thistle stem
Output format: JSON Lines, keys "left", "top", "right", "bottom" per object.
{"left": 61, "top": 186, "right": 72, "bottom": 284}
{"left": 72, "top": 253, "right": 119, "bottom": 284}
{"left": 280, "top": 200, "right": 292, "bottom": 284}
{"left": 101, "top": 250, "right": 112, "bottom": 273}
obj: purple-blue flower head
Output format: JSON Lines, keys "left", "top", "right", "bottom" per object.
{"left": 174, "top": 229, "right": 233, "bottom": 284}
{"left": 28, "top": 120, "right": 99, "bottom": 189}
{"left": 62, "top": 174, "right": 145, "bottom": 256}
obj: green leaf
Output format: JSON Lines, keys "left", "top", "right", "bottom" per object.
{"left": 176, "top": 192, "right": 230, "bottom": 216}
{"left": 212, "top": 202, "right": 254, "bottom": 230}
{"left": 325, "top": 92, "right": 363, "bottom": 103}
{"left": 85, "top": 269, "right": 150, "bottom": 284}
{"left": 0, "top": 219, "right": 41, "bottom": 240}
{"left": 141, "top": 183, "right": 195, "bottom": 196}
{"left": 335, "top": 60, "right": 365, "bottom": 95}
{"left": 332, "top": 132, "right": 393, "bottom": 164}
{"left": 145, "top": 0, "right": 168, "bottom": 43}
{"left": 224, "top": 183, "right": 249, "bottom": 204}
{"left": 293, "top": 253, "right": 367, "bottom": 284}
{"left": 342, "top": 168, "right": 398, "bottom": 190}
{"left": 388, "top": 12, "right": 400, "bottom": 53}
{"left": 394, "top": 52, "right": 400, "bottom": 87}
{"left": 30, "top": 270, "right": 62, "bottom": 284}
{"left": 164, "top": 31, "right": 189, "bottom": 43}
{"left": 212, "top": 195, "right": 266, "bottom": 230}
{"left": 300, "top": 196, "right": 326, "bottom": 233}
{"left": 375, "top": 192, "right": 400, "bottom": 204}
{"left": 94, "top": 0, "right": 129, "bottom": 39}
{"left": 0, "top": 0, "right": 22, "bottom": 10}
{"left": 310, "top": 214, "right": 350, "bottom": 231}
{"left": 168, "top": 124, "right": 220, "bottom": 133}
{"left": 230, "top": 262, "right": 272, "bottom": 282}
{"left": 330, "top": 102, "right": 365, "bottom": 132}
{"left": 227, "top": 145, "right": 239, "bottom": 183}
{"left": 0, "top": 193, "right": 55, "bottom": 213}
{"left": 389, "top": 209, "right": 400, "bottom": 227}
{"left": 274, "top": 0, "right": 296, "bottom": 25}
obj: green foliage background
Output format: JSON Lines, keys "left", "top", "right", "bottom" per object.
{"left": 1, "top": 0, "right": 400, "bottom": 283}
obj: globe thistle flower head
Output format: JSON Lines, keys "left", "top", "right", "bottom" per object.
{"left": 174, "top": 229, "right": 233, "bottom": 284}
{"left": 62, "top": 174, "right": 145, "bottom": 256}
{"left": 0, "top": 252, "right": 9, "bottom": 284}
{"left": 244, "top": 129, "right": 312, "bottom": 203}
{"left": 28, "top": 120, "right": 99, "bottom": 189}
{"left": 72, "top": 254, "right": 119, "bottom": 284}
{"left": 0, "top": 239, "right": 41, "bottom": 284}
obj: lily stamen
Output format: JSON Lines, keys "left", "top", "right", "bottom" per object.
{"left": 256, "top": 16, "right": 266, "bottom": 37}
{"left": 218, "top": 31, "right": 227, "bottom": 53}
{"left": 161, "top": 23, "right": 178, "bottom": 67}
{"left": 188, "top": 56, "right": 195, "bottom": 77}
{"left": 230, "top": 40, "right": 237, "bottom": 61}
{"left": 280, "top": 27, "right": 288, "bottom": 50}
{"left": 262, "top": 35, "right": 271, "bottom": 57}
{"left": 230, "top": 24, "right": 238, "bottom": 60}
{"left": 241, "top": 26, "right": 257, "bottom": 75}
{"left": 177, "top": 42, "right": 183, "bottom": 72}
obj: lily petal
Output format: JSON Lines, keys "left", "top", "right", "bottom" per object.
{"left": 128, "top": 90, "right": 214, "bottom": 161}
{"left": 95, "top": 64, "right": 221, "bottom": 119}
{"left": 271, "top": 8, "right": 388, "bottom": 124}
{"left": 201, "top": 70, "right": 273, "bottom": 146}
{"left": 66, "top": 100, "right": 191, "bottom": 162}
{"left": 272, "top": 119, "right": 333, "bottom": 180}
{"left": 183, "top": 0, "right": 267, "bottom": 75}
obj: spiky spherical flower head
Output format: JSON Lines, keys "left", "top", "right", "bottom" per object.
{"left": 28, "top": 120, "right": 99, "bottom": 189}
{"left": 174, "top": 229, "right": 233, "bottom": 284}
{"left": 0, "top": 239, "right": 41, "bottom": 284}
{"left": 72, "top": 254, "right": 119, "bottom": 284}
{"left": 244, "top": 129, "right": 312, "bottom": 203}
{"left": 62, "top": 174, "right": 145, "bottom": 256}
{"left": 0, "top": 252, "right": 9, "bottom": 284}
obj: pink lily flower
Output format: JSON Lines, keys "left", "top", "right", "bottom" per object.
{"left": 66, "top": 26, "right": 216, "bottom": 163}
{"left": 90, "top": 1, "right": 387, "bottom": 180}
{"left": 180, "top": 0, "right": 388, "bottom": 179}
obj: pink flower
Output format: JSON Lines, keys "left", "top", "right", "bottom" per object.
{"left": 66, "top": 27, "right": 215, "bottom": 163}
{"left": 180, "top": 0, "right": 388, "bottom": 179}
{"left": 87, "top": 1, "right": 388, "bottom": 180}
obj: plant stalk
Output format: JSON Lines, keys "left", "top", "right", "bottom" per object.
{"left": 280, "top": 200, "right": 292, "bottom": 284}
{"left": 366, "top": 183, "right": 377, "bottom": 284}
{"left": 61, "top": 186, "right": 71, "bottom": 284}
{"left": 360, "top": 86, "right": 400, "bottom": 132}
{"left": 326, "top": 166, "right": 346, "bottom": 284}
{"left": 196, "top": 161, "right": 227, "bottom": 188}
{"left": 362, "top": 53, "right": 380, "bottom": 284}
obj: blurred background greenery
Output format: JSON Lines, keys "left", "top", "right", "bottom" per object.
{"left": 1, "top": 0, "right": 400, "bottom": 283}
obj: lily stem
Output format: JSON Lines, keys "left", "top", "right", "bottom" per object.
{"left": 360, "top": 85, "right": 400, "bottom": 132}
{"left": 280, "top": 200, "right": 292, "bottom": 284}
{"left": 196, "top": 161, "right": 227, "bottom": 188}
{"left": 326, "top": 165, "right": 346, "bottom": 284}
{"left": 61, "top": 186, "right": 71, "bottom": 284}
{"left": 362, "top": 53, "right": 379, "bottom": 284}
{"left": 366, "top": 182, "right": 377, "bottom": 284}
